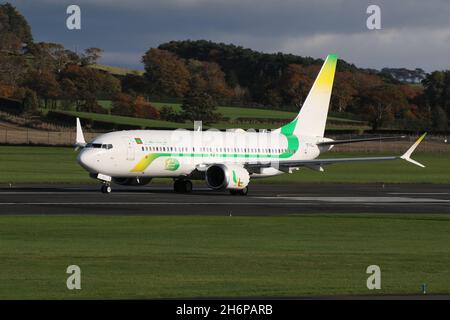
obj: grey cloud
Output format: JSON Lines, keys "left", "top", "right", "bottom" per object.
{"left": 10, "top": 0, "right": 450, "bottom": 71}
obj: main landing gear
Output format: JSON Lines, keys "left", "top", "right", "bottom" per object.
{"left": 101, "top": 183, "right": 112, "bottom": 194}
{"left": 173, "top": 179, "right": 193, "bottom": 193}
{"left": 229, "top": 187, "right": 248, "bottom": 196}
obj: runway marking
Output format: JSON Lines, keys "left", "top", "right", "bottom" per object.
{"left": 1, "top": 200, "right": 450, "bottom": 206}
{"left": 0, "top": 202, "right": 317, "bottom": 205}
{"left": 260, "top": 196, "right": 450, "bottom": 203}
{"left": 388, "top": 193, "right": 450, "bottom": 195}
{"left": 0, "top": 191, "right": 169, "bottom": 194}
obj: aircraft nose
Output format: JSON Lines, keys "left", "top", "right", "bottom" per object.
{"left": 77, "top": 150, "right": 97, "bottom": 172}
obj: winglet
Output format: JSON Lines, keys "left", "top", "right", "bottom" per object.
{"left": 76, "top": 117, "right": 86, "bottom": 147}
{"left": 400, "top": 133, "right": 426, "bottom": 167}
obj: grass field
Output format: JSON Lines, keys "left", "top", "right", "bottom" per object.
{"left": 55, "top": 109, "right": 367, "bottom": 131}
{"left": 0, "top": 214, "right": 449, "bottom": 299}
{"left": 151, "top": 102, "right": 366, "bottom": 124}
{"left": 0, "top": 146, "right": 449, "bottom": 184}
{"left": 101, "top": 100, "right": 365, "bottom": 123}
{"left": 69, "top": 101, "right": 368, "bottom": 130}
{"left": 90, "top": 64, "right": 145, "bottom": 76}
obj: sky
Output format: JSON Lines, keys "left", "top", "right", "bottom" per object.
{"left": 10, "top": 0, "right": 450, "bottom": 72}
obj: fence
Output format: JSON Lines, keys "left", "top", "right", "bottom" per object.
{"left": 0, "top": 129, "right": 102, "bottom": 146}
{"left": 0, "top": 128, "right": 449, "bottom": 152}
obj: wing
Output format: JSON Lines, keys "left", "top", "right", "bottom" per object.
{"left": 317, "top": 135, "right": 406, "bottom": 146}
{"left": 245, "top": 133, "right": 427, "bottom": 172}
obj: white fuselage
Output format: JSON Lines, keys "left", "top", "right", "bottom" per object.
{"left": 77, "top": 129, "right": 330, "bottom": 179}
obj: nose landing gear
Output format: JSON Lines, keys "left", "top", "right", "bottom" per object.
{"left": 101, "top": 184, "right": 112, "bottom": 194}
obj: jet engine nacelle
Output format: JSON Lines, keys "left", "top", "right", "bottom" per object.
{"left": 112, "top": 177, "right": 152, "bottom": 186}
{"left": 205, "top": 164, "right": 250, "bottom": 190}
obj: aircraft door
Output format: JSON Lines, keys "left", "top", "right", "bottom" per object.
{"left": 127, "top": 146, "right": 135, "bottom": 161}
{"left": 122, "top": 137, "right": 135, "bottom": 161}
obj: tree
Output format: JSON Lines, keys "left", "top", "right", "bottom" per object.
{"left": 431, "top": 106, "right": 448, "bottom": 131}
{"left": 0, "top": 54, "right": 26, "bottom": 87}
{"left": 111, "top": 93, "right": 134, "bottom": 116}
{"left": 0, "top": 82, "right": 15, "bottom": 97}
{"left": 181, "top": 77, "right": 222, "bottom": 124}
{"left": 26, "top": 42, "right": 80, "bottom": 72}
{"left": 60, "top": 64, "right": 121, "bottom": 112}
{"left": 186, "top": 59, "right": 233, "bottom": 102}
{"left": 359, "top": 84, "right": 407, "bottom": 129}
{"left": 0, "top": 3, "right": 33, "bottom": 53}
{"left": 331, "top": 71, "right": 357, "bottom": 112}
{"left": 121, "top": 74, "right": 149, "bottom": 96}
{"left": 81, "top": 47, "right": 103, "bottom": 66}
{"left": 279, "top": 64, "right": 314, "bottom": 107}
{"left": 159, "top": 105, "right": 183, "bottom": 122}
{"left": 133, "top": 96, "right": 160, "bottom": 119}
{"left": 59, "top": 78, "right": 78, "bottom": 109}
{"left": 142, "top": 48, "right": 190, "bottom": 98}
{"left": 420, "top": 71, "right": 450, "bottom": 130}
{"left": 22, "top": 88, "right": 39, "bottom": 113}
{"left": 111, "top": 94, "right": 160, "bottom": 119}
{"left": 23, "top": 69, "right": 61, "bottom": 108}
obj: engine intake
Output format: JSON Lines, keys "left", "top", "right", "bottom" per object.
{"left": 205, "top": 164, "right": 250, "bottom": 190}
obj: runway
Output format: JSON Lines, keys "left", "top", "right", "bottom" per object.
{"left": 1, "top": 183, "right": 450, "bottom": 215}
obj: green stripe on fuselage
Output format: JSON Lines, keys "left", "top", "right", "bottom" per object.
{"left": 130, "top": 125, "right": 300, "bottom": 172}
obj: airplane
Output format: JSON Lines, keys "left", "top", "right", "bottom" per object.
{"left": 75, "top": 54, "right": 426, "bottom": 194}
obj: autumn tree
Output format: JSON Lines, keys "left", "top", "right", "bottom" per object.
{"left": 111, "top": 93, "right": 134, "bottom": 116}
{"left": 279, "top": 64, "right": 314, "bottom": 108}
{"left": 26, "top": 42, "right": 80, "bottom": 72}
{"left": 331, "top": 71, "right": 357, "bottom": 112}
{"left": 133, "top": 95, "right": 160, "bottom": 119}
{"left": 60, "top": 64, "right": 121, "bottom": 112}
{"left": 359, "top": 84, "right": 408, "bottom": 129}
{"left": 159, "top": 105, "right": 184, "bottom": 122}
{"left": 422, "top": 71, "right": 450, "bottom": 130}
{"left": 0, "top": 3, "right": 31, "bottom": 93}
{"left": 22, "top": 88, "right": 39, "bottom": 113}
{"left": 181, "top": 77, "right": 222, "bottom": 124}
{"left": 111, "top": 94, "right": 159, "bottom": 119}
{"left": 59, "top": 78, "right": 78, "bottom": 110}
{"left": 142, "top": 48, "right": 190, "bottom": 98}
{"left": 22, "top": 69, "right": 61, "bottom": 108}
{"left": 0, "top": 54, "right": 27, "bottom": 87}
{"left": 0, "top": 3, "right": 33, "bottom": 52}
{"left": 81, "top": 47, "right": 103, "bottom": 66}
{"left": 186, "top": 59, "right": 233, "bottom": 102}
{"left": 121, "top": 74, "right": 149, "bottom": 96}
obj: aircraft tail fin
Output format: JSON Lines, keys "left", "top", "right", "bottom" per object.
{"left": 75, "top": 117, "right": 86, "bottom": 148}
{"left": 278, "top": 54, "right": 338, "bottom": 137}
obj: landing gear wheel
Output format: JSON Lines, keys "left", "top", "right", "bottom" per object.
{"left": 238, "top": 187, "right": 248, "bottom": 196}
{"left": 184, "top": 180, "right": 193, "bottom": 193}
{"left": 174, "top": 179, "right": 193, "bottom": 193}
{"left": 101, "top": 185, "right": 112, "bottom": 194}
{"left": 230, "top": 187, "right": 248, "bottom": 195}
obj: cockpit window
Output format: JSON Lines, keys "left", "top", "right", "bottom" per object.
{"left": 86, "top": 143, "right": 113, "bottom": 149}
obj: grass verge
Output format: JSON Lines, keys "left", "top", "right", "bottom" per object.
{"left": 0, "top": 214, "right": 448, "bottom": 299}
{"left": 0, "top": 146, "right": 449, "bottom": 184}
